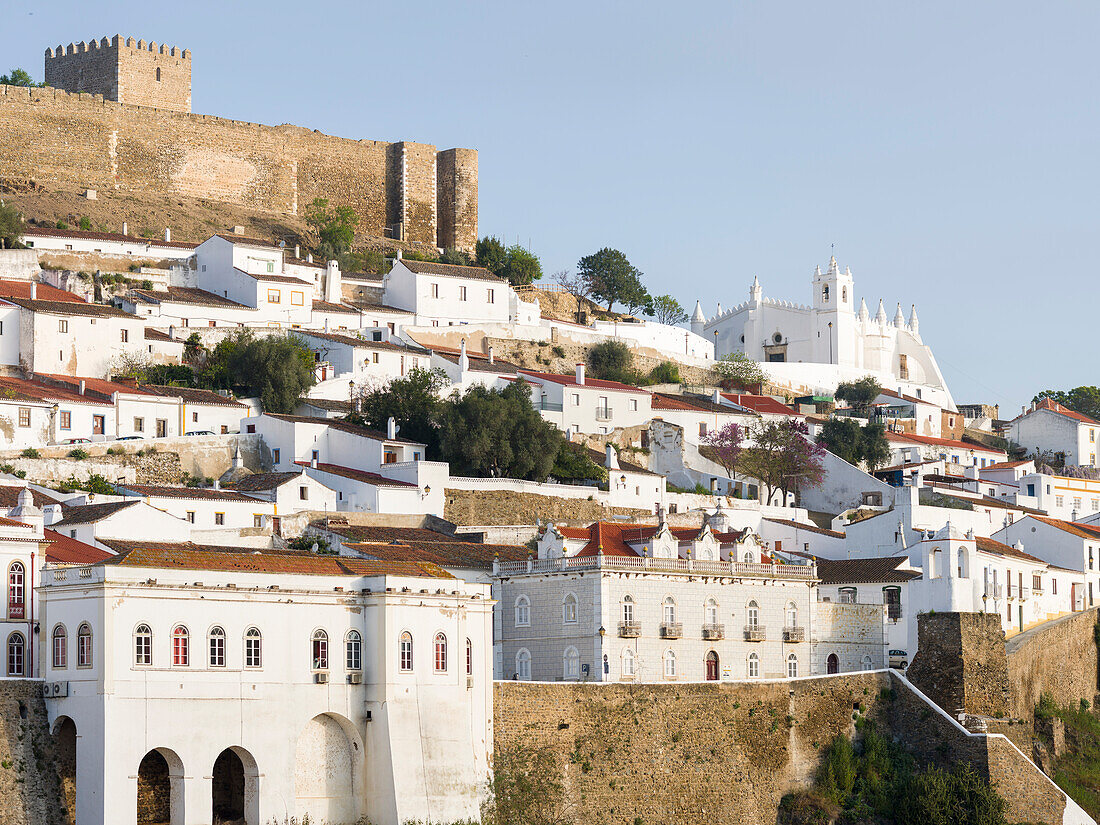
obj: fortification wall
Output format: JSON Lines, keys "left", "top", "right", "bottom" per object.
{"left": 494, "top": 672, "right": 1073, "bottom": 825}
{"left": 1007, "top": 607, "right": 1100, "bottom": 720}
{"left": 0, "top": 681, "right": 69, "bottom": 825}
{"left": 0, "top": 84, "right": 477, "bottom": 251}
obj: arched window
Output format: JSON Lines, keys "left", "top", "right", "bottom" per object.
{"left": 958, "top": 547, "right": 970, "bottom": 578}
{"left": 7, "top": 562, "right": 24, "bottom": 619}
{"left": 930, "top": 548, "right": 942, "bottom": 579}
{"left": 399, "top": 631, "right": 413, "bottom": 672}
{"left": 562, "top": 593, "right": 578, "bottom": 624}
{"left": 434, "top": 632, "right": 447, "bottom": 672}
{"left": 171, "top": 625, "right": 189, "bottom": 667}
{"left": 346, "top": 630, "right": 362, "bottom": 671}
{"left": 787, "top": 653, "right": 798, "bottom": 678}
{"left": 827, "top": 653, "right": 839, "bottom": 674}
{"left": 746, "top": 600, "right": 760, "bottom": 628}
{"left": 663, "top": 597, "right": 676, "bottom": 624}
{"left": 563, "top": 646, "right": 580, "bottom": 680}
{"left": 515, "top": 648, "right": 531, "bottom": 681}
{"left": 514, "top": 595, "right": 530, "bottom": 627}
{"left": 244, "top": 627, "right": 262, "bottom": 669}
{"left": 77, "top": 623, "right": 92, "bottom": 668}
{"left": 466, "top": 638, "right": 473, "bottom": 676}
{"left": 134, "top": 624, "right": 152, "bottom": 667}
{"left": 861, "top": 655, "right": 874, "bottom": 671}
{"left": 208, "top": 626, "right": 225, "bottom": 668}
{"left": 155, "top": 67, "right": 161, "bottom": 82}
{"left": 52, "top": 625, "right": 66, "bottom": 669}
{"left": 663, "top": 649, "right": 677, "bottom": 679}
{"left": 311, "top": 630, "right": 329, "bottom": 670}
{"left": 7, "top": 632, "right": 24, "bottom": 676}
{"left": 621, "top": 595, "right": 635, "bottom": 624}
{"left": 622, "top": 648, "right": 636, "bottom": 678}
{"left": 747, "top": 652, "right": 760, "bottom": 678}
{"left": 822, "top": 284, "right": 830, "bottom": 302}
{"left": 842, "top": 286, "right": 847, "bottom": 303}
{"left": 785, "top": 602, "right": 798, "bottom": 629}
{"left": 705, "top": 598, "right": 719, "bottom": 625}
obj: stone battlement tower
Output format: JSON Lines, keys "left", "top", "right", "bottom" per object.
{"left": 45, "top": 35, "right": 191, "bottom": 113}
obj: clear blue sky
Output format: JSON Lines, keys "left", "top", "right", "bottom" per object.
{"left": 5, "top": 1, "right": 1097, "bottom": 413}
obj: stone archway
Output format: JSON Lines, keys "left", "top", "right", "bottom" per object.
{"left": 138, "top": 748, "right": 184, "bottom": 825}
{"left": 212, "top": 746, "right": 260, "bottom": 825}
{"left": 52, "top": 717, "right": 77, "bottom": 825}
{"left": 293, "top": 714, "right": 363, "bottom": 824}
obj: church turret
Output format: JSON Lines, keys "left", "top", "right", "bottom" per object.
{"left": 690, "top": 300, "right": 706, "bottom": 335}
{"left": 893, "top": 303, "right": 906, "bottom": 328}
{"left": 812, "top": 256, "right": 855, "bottom": 366}
{"left": 858, "top": 298, "right": 869, "bottom": 322}
{"left": 749, "top": 275, "right": 762, "bottom": 304}
{"left": 875, "top": 299, "right": 887, "bottom": 325}
{"left": 908, "top": 304, "right": 919, "bottom": 336}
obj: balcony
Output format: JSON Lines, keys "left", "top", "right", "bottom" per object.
{"left": 536, "top": 399, "right": 564, "bottom": 412}
{"left": 1019, "top": 585, "right": 1030, "bottom": 601}
{"left": 660, "top": 622, "right": 683, "bottom": 639}
{"left": 744, "top": 624, "right": 766, "bottom": 642}
{"left": 618, "top": 621, "right": 641, "bottom": 638}
{"left": 702, "top": 623, "right": 725, "bottom": 641}
{"left": 983, "top": 583, "right": 1003, "bottom": 599}
{"left": 1032, "top": 586, "right": 1044, "bottom": 596}
{"left": 783, "top": 626, "right": 805, "bottom": 642}
{"left": 595, "top": 406, "right": 613, "bottom": 422}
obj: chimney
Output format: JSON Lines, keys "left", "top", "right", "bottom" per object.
{"left": 79, "top": 379, "right": 85, "bottom": 395}
{"left": 294, "top": 244, "right": 300, "bottom": 258}
{"left": 43, "top": 503, "right": 62, "bottom": 526}
{"left": 310, "top": 456, "right": 318, "bottom": 469}
{"left": 713, "top": 388, "right": 721, "bottom": 403}
{"left": 387, "top": 416, "right": 397, "bottom": 439}
{"left": 459, "top": 339, "right": 469, "bottom": 373}
{"left": 395, "top": 249, "right": 403, "bottom": 260}
{"left": 575, "top": 363, "right": 586, "bottom": 386}
{"left": 168, "top": 324, "right": 175, "bottom": 340}
{"left": 29, "top": 282, "right": 36, "bottom": 300}
{"left": 324, "top": 317, "right": 330, "bottom": 332}
{"left": 232, "top": 226, "right": 245, "bottom": 235}
{"left": 122, "top": 221, "right": 128, "bottom": 236}
{"left": 605, "top": 442, "right": 620, "bottom": 470}
{"left": 307, "top": 253, "right": 313, "bottom": 264}
{"left": 488, "top": 346, "right": 494, "bottom": 364}
{"left": 213, "top": 477, "right": 220, "bottom": 490}
{"left": 164, "top": 227, "right": 171, "bottom": 243}
{"left": 657, "top": 503, "right": 666, "bottom": 526}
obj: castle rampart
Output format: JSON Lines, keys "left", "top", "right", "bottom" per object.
{"left": 0, "top": 82, "right": 478, "bottom": 252}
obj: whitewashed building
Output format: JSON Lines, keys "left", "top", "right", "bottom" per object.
{"left": 39, "top": 547, "right": 493, "bottom": 825}
{"left": 520, "top": 365, "right": 654, "bottom": 436}
{"left": 114, "top": 484, "right": 276, "bottom": 531}
{"left": 382, "top": 259, "right": 540, "bottom": 327}
{"left": 1009, "top": 398, "right": 1100, "bottom": 469}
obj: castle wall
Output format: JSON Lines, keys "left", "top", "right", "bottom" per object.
{"left": 0, "top": 85, "right": 477, "bottom": 252}
{"left": 1006, "top": 607, "right": 1100, "bottom": 720}
{"left": 0, "top": 681, "right": 70, "bottom": 825}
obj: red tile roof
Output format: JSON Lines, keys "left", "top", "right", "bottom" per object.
{"left": 0, "top": 376, "right": 113, "bottom": 406}
{"left": 121, "top": 484, "right": 262, "bottom": 502}
{"left": 1029, "top": 516, "right": 1100, "bottom": 541}
{"left": 0, "top": 280, "right": 85, "bottom": 303}
{"left": 974, "top": 536, "right": 1046, "bottom": 564}
{"left": 720, "top": 393, "right": 799, "bottom": 416}
{"left": 130, "top": 286, "right": 250, "bottom": 309}
{"left": 43, "top": 529, "right": 112, "bottom": 564}
{"left": 311, "top": 300, "right": 360, "bottom": 314}
{"left": 1020, "top": 398, "right": 1100, "bottom": 426}
{"left": 22, "top": 225, "right": 199, "bottom": 250}
{"left": 233, "top": 267, "right": 311, "bottom": 286}
{"left": 763, "top": 517, "right": 845, "bottom": 539}
{"left": 346, "top": 540, "right": 528, "bottom": 570}
{"left": 983, "top": 460, "right": 1033, "bottom": 470}
{"left": 33, "top": 374, "right": 162, "bottom": 399}
{"left": 886, "top": 431, "right": 1007, "bottom": 456}
{"left": 396, "top": 259, "right": 504, "bottom": 282}
{"left": 2, "top": 297, "right": 138, "bottom": 318}
{"left": 298, "top": 462, "right": 418, "bottom": 487}
{"left": 520, "top": 370, "right": 647, "bottom": 394}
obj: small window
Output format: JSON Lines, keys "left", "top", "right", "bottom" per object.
{"left": 133, "top": 417, "right": 144, "bottom": 433}
{"left": 705, "top": 598, "right": 719, "bottom": 625}
{"left": 273, "top": 448, "right": 281, "bottom": 464}
{"left": 312, "top": 629, "right": 329, "bottom": 670}
{"left": 134, "top": 624, "right": 152, "bottom": 666}
{"left": 431, "top": 283, "right": 440, "bottom": 299}
{"left": 172, "top": 625, "right": 189, "bottom": 666}
{"left": 266, "top": 262, "right": 275, "bottom": 273}
{"left": 192, "top": 411, "right": 199, "bottom": 423}
{"left": 267, "top": 290, "right": 281, "bottom": 303}
{"left": 459, "top": 285, "right": 467, "bottom": 301}
{"left": 17, "top": 408, "right": 29, "bottom": 428}
{"left": 59, "top": 319, "right": 68, "bottom": 333}
{"left": 572, "top": 393, "right": 580, "bottom": 406}
{"left": 244, "top": 627, "right": 262, "bottom": 668}
{"left": 59, "top": 411, "right": 71, "bottom": 430}
{"left": 787, "top": 653, "right": 798, "bottom": 678}
{"left": 156, "top": 67, "right": 161, "bottom": 81}
{"left": 563, "top": 593, "right": 578, "bottom": 624}
{"left": 663, "top": 597, "right": 676, "bottom": 624}
{"left": 299, "top": 486, "right": 309, "bottom": 500}
{"left": 346, "top": 630, "right": 362, "bottom": 671}
{"left": 52, "top": 625, "right": 67, "bottom": 669}
{"left": 747, "top": 652, "right": 759, "bottom": 678}
{"left": 399, "top": 631, "right": 413, "bottom": 671}
{"left": 434, "top": 632, "right": 448, "bottom": 672}
{"left": 208, "top": 627, "right": 226, "bottom": 667}
{"left": 7, "top": 562, "right": 24, "bottom": 619}
{"left": 487, "top": 289, "right": 494, "bottom": 304}
{"left": 514, "top": 596, "right": 530, "bottom": 627}
{"left": 466, "top": 637, "right": 473, "bottom": 676}
{"left": 253, "top": 515, "right": 264, "bottom": 528}
{"left": 747, "top": 600, "right": 760, "bottom": 627}
{"left": 120, "top": 329, "right": 129, "bottom": 343}
{"left": 622, "top": 595, "right": 634, "bottom": 623}
{"left": 515, "top": 649, "right": 531, "bottom": 680}
{"left": 622, "top": 648, "right": 636, "bottom": 677}
{"left": 215, "top": 512, "right": 225, "bottom": 526}
{"left": 291, "top": 291, "right": 304, "bottom": 306}
{"left": 663, "top": 649, "right": 677, "bottom": 679}
{"left": 564, "top": 646, "right": 580, "bottom": 679}
{"left": 7, "top": 632, "right": 24, "bottom": 677}
{"left": 186, "top": 511, "right": 195, "bottom": 523}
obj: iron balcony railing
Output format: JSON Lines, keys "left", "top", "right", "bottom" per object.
{"left": 660, "top": 622, "right": 683, "bottom": 639}
{"left": 984, "top": 583, "right": 1003, "bottom": 599}
{"left": 618, "top": 621, "right": 641, "bottom": 638}
{"left": 495, "top": 556, "right": 817, "bottom": 580}
{"left": 744, "top": 625, "right": 766, "bottom": 642}
{"left": 783, "top": 626, "right": 805, "bottom": 642}
{"left": 595, "top": 406, "right": 613, "bottom": 421}
{"left": 701, "top": 623, "right": 725, "bottom": 640}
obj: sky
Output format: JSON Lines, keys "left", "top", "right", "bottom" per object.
{"left": 3, "top": 1, "right": 1097, "bottom": 412}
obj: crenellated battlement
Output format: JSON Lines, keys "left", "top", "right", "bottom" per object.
{"left": 45, "top": 36, "right": 191, "bottom": 60}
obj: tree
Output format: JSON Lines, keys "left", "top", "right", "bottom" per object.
{"left": 188, "top": 330, "right": 315, "bottom": 413}
{"left": 503, "top": 245, "right": 542, "bottom": 286}
{"left": 586, "top": 340, "right": 635, "bottom": 384}
{"left": 475, "top": 236, "right": 508, "bottom": 278}
{"left": 351, "top": 367, "right": 449, "bottom": 455}
{"left": 303, "top": 197, "right": 358, "bottom": 256}
{"left": 550, "top": 440, "right": 606, "bottom": 484}
{"left": 711, "top": 352, "right": 766, "bottom": 392}
{"left": 183, "top": 332, "right": 204, "bottom": 362}
{"left": 0, "top": 68, "right": 42, "bottom": 87}
{"left": 646, "top": 361, "right": 681, "bottom": 385}
{"left": 817, "top": 418, "right": 890, "bottom": 470}
{"left": 439, "top": 248, "right": 470, "bottom": 266}
{"left": 738, "top": 419, "right": 825, "bottom": 505}
{"left": 438, "top": 381, "right": 561, "bottom": 480}
{"left": 0, "top": 202, "right": 24, "bottom": 249}
{"left": 552, "top": 269, "right": 592, "bottom": 320}
{"left": 834, "top": 376, "right": 882, "bottom": 417}
{"left": 1033, "top": 386, "right": 1100, "bottom": 422}
{"left": 648, "top": 295, "right": 688, "bottom": 326}
{"left": 577, "top": 248, "right": 649, "bottom": 312}
{"left": 703, "top": 422, "right": 744, "bottom": 481}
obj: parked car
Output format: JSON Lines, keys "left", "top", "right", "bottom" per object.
{"left": 116, "top": 435, "right": 144, "bottom": 441}
{"left": 61, "top": 438, "right": 91, "bottom": 445}
{"left": 186, "top": 430, "right": 215, "bottom": 436}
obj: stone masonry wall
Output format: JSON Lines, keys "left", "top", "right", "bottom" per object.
{"left": 0, "top": 84, "right": 477, "bottom": 251}
{"left": 494, "top": 672, "right": 1069, "bottom": 825}
{"left": 444, "top": 489, "right": 648, "bottom": 526}
{"left": 906, "top": 612, "right": 1011, "bottom": 718}
{"left": 0, "top": 681, "right": 68, "bottom": 825}
{"left": 45, "top": 37, "right": 191, "bottom": 113}
{"left": 1006, "top": 607, "right": 1100, "bottom": 720}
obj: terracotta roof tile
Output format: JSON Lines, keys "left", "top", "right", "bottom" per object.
{"left": 719, "top": 393, "right": 799, "bottom": 416}
{"left": 299, "top": 462, "right": 417, "bottom": 487}
{"left": 974, "top": 536, "right": 1046, "bottom": 564}
{"left": 396, "top": 259, "right": 504, "bottom": 282}
{"left": 51, "top": 500, "right": 139, "bottom": 527}
{"left": 520, "top": 370, "right": 648, "bottom": 394}
{"left": 0, "top": 279, "right": 85, "bottom": 303}
{"left": 43, "top": 529, "right": 112, "bottom": 564}
{"left": 2, "top": 297, "right": 138, "bottom": 318}
{"left": 1029, "top": 516, "right": 1100, "bottom": 541}
{"left": 23, "top": 225, "right": 198, "bottom": 250}
{"left": 120, "top": 484, "right": 263, "bottom": 502}
{"left": 139, "top": 385, "right": 247, "bottom": 407}
{"left": 346, "top": 540, "right": 527, "bottom": 570}
{"left": 763, "top": 517, "right": 845, "bottom": 539}
{"left": 1019, "top": 398, "right": 1100, "bottom": 427}
{"left": 264, "top": 413, "right": 424, "bottom": 445}
{"left": 130, "top": 286, "right": 250, "bottom": 309}
{"left": 816, "top": 557, "right": 920, "bottom": 585}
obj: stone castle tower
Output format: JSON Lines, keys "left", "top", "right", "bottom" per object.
{"left": 45, "top": 35, "right": 191, "bottom": 113}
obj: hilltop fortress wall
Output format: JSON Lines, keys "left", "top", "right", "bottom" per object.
{"left": 0, "top": 83, "right": 478, "bottom": 252}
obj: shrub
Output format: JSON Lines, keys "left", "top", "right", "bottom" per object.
{"left": 587, "top": 340, "right": 635, "bottom": 384}
{"left": 56, "top": 220, "right": 68, "bottom": 230}
{"left": 646, "top": 361, "right": 681, "bottom": 385}
{"left": 551, "top": 345, "right": 566, "bottom": 359}
{"left": 141, "top": 279, "right": 154, "bottom": 290}
{"left": 78, "top": 217, "right": 92, "bottom": 231}
{"left": 67, "top": 448, "right": 88, "bottom": 460}
{"left": 20, "top": 448, "right": 39, "bottom": 459}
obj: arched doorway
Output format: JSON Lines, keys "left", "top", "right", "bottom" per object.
{"left": 212, "top": 747, "right": 259, "bottom": 825}
{"left": 53, "top": 717, "right": 76, "bottom": 825}
{"left": 138, "top": 748, "right": 184, "bottom": 825}
{"left": 705, "top": 650, "right": 719, "bottom": 681}
{"left": 826, "top": 653, "right": 839, "bottom": 674}
{"left": 294, "top": 714, "right": 363, "bottom": 824}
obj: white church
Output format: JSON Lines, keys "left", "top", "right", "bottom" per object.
{"left": 692, "top": 257, "right": 956, "bottom": 410}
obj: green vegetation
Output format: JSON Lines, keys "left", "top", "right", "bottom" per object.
{"left": 474, "top": 236, "right": 543, "bottom": 286}
{"left": 66, "top": 448, "right": 89, "bottom": 460}
{"left": 304, "top": 197, "right": 358, "bottom": 258}
{"left": 481, "top": 742, "right": 575, "bottom": 825}
{"left": 19, "top": 448, "right": 39, "bottom": 459}
{"left": 818, "top": 418, "right": 891, "bottom": 470}
{"left": 1037, "top": 691, "right": 1100, "bottom": 817}
{"left": 57, "top": 474, "right": 114, "bottom": 495}
{"left": 287, "top": 534, "right": 333, "bottom": 554}
{"left": 78, "top": 217, "right": 92, "bottom": 231}
{"left": 0, "top": 202, "right": 25, "bottom": 249}
{"left": 587, "top": 340, "right": 634, "bottom": 383}
{"left": 549, "top": 441, "right": 607, "bottom": 484}
{"left": 835, "top": 376, "right": 883, "bottom": 417}
{"left": 352, "top": 367, "right": 450, "bottom": 455}
{"left": 780, "top": 723, "right": 1007, "bottom": 825}
{"left": 577, "top": 247, "right": 649, "bottom": 313}
{"left": 738, "top": 419, "right": 826, "bottom": 505}
{"left": 0, "top": 68, "right": 45, "bottom": 87}
{"left": 711, "top": 351, "right": 766, "bottom": 391}
{"left": 648, "top": 294, "right": 688, "bottom": 325}
{"left": 1033, "top": 386, "right": 1100, "bottom": 422}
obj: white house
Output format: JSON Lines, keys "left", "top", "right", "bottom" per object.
{"left": 228, "top": 470, "right": 338, "bottom": 516}
{"left": 520, "top": 365, "right": 654, "bottom": 436}
{"left": 302, "top": 462, "right": 442, "bottom": 517}
{"left": 1009, "top": 398, "right": 1100, "bottom": 469}
{"left": 137, "top": 385, "right": 249, "bottom": 435}
{"left": 695, "top": 258, "right": 955, "bottom": 410}
{"left": 114, "top": 484, "right": 277, "bottom": 532}
{"left": 885, "top": 431, "right": 1006, "bottom": 470}
{"left": 296, "top": 329, "right": 431, "bottom": 385}
{"left": 19, "top": 225, "right": 198, "bottom": 260}
{"left": 994, "top": 516, "right": 1100, "bottom": 611}
{"left": 39, "top": 547, "right": 493, "bottom": 825}
{"left": 650, "top": 392, "right": 757, "bottom": 446}
{"left": 120, "top": 286, "right": 257, "bottom": 328}
{"left": 382, "top": 258, "right": 540, "bottom": 327}
{"left": 430, "top": 342, "right": 522, "bottom": 391}
{"left": 47, "top": 499, "right": 192, "bottom": 550}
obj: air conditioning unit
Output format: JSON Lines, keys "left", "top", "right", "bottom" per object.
{"left": 347, "top": 673, "right": 362, "bottom": 685}
{"left": 46, "top": 681, "right": 68, "bottom": 698}
{"left": 314, "top": 672, "right": 328, "bottom": 684}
